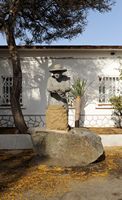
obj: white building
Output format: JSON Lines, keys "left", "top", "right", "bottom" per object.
{"left": 0, "top": 45, "right": 122, "bottom": 128}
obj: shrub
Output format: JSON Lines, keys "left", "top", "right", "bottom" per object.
{"left": 110, "top": 96, "right": 122, "bottom": 128}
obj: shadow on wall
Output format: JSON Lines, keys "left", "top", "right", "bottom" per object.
{"left": 22, "top": 57, "right": 50, "bottom": 114}
{"left": 22, "top": 57, "right": 72, "bottom": 115}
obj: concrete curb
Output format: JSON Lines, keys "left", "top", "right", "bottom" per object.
{"left": 0, "top": 134, "right": 122, "bottom": 149}
{"left": 0, "top": 134, "right": 33, "bottom": 149}
{"left": 100, "top": 134, "right": 122, "bottom": 147}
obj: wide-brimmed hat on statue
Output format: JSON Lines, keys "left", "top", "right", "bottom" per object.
{"left": 49, "top": 64, "right": 67, "bottom": 73}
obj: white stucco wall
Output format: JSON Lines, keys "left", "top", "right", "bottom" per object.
{"left": 0, "top": 47, "right": 122, "bottom": 127}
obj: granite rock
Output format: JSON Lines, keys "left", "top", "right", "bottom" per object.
{"left": 30, "top": 128, "right": 104, "bottom": 167}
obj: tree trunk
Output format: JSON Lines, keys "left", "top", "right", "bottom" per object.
{"left": 5, "top": 25, "right": 27, "bottom": 134}
{"left": 75, "top": 96, "right": 81, "bottom": 127}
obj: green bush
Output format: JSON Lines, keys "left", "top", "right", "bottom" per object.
{"left": 110, "top": 96, "right": 122, "bottom": 128}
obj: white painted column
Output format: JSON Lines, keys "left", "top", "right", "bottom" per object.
{"left": 68, "top": 107, "right": 75, "bottom": 127}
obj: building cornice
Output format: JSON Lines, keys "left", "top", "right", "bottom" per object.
{"left": 1, "top": 45, "right": 122, "bottom": 50}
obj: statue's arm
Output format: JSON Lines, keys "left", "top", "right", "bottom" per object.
{"left": 61, "top": 80, "right": 71, "bottom": 93}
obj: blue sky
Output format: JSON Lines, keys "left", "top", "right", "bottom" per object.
{"left": 0, "top": 0, "right": 122, "bottom": 45}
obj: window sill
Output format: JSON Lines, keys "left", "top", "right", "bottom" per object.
{"left": 96, "top": 103, "right": 113, "bottom": 109}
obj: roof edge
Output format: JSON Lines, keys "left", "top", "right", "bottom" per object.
{"left": 1, "top": 45, "right": 122, "bottom": 50}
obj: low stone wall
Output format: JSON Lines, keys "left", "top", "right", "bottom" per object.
{"left": 0, "top": 115, "right": 45, "bottom": 127}
{"left": 0, "top": 114, "right": 115, "bottom": 128}
{"left": 101, "top": 135, "right": 122, "bottom": 147}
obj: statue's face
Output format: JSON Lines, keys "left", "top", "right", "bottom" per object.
{"left": 53, "top": 71, "right": 62, "bottom": 79}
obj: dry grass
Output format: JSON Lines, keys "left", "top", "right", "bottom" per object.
{"left": 0, "top": 127, "right": 122, "bottom": 135}
{"left": 88, "top": 127, "right": 122, "bottom": 135}
{"left": 0, "top": 147, "right": 122, "bottom": 199}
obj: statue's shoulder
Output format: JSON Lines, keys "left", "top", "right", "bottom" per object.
{"left": 48, "top": 76, "right": 54, "bottom": 82}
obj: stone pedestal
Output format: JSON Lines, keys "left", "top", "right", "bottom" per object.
{"left": 46, "top": 105, "right": 68, "bottom": 131}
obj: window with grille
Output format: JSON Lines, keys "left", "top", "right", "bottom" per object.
{"left": 0, "top": 76, "right": 22, "bottom": 106}
{"left": 98, "top": 76, "right": 122, "bottom": 103}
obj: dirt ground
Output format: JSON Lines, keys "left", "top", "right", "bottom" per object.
{"left": 88, "top": 127, "right": 122, "bottom": 135}
{"left": 0, "top": 147, "right": 122, "bottom": 200}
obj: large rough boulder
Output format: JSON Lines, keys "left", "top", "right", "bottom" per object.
{"left": 30, "top": 128, "right": 104, "bottom": 167}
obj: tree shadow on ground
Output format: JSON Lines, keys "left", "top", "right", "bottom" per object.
{"left": 0, "top": 150, "right": 36, "bottom": 193}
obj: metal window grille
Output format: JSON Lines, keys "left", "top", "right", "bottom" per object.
{"left": 0, "top": 76, "right": 22, "bottom": 106}
{"left": 99, "top": 76, "right": 122, "bottom": 103}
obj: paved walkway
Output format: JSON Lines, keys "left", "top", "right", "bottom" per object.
{"left": 21, "top": 175, "right": 122, "bottom": 200}
{"left": 58, "top": 176, "right": 122, "bottom": 200}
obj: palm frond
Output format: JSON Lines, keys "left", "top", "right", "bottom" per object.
{"left": 71, "top": 77, "right": 86, "bottom": 97}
